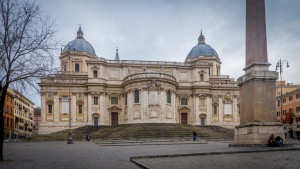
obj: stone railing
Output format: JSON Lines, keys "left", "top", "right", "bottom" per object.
{"left": 40, "top": 71, "right": 87, "bottom": 83}
{"left": 211, "top": 82, "right": 238, "bottom": 87}
{"left": 123, "top": 72, "right": 176, "bottom": 82}
{"left": 93, "top": 59, "right": 211, "bottom": 66}
{"left": 209, "top": 75, "right": 230, "bottom": 79}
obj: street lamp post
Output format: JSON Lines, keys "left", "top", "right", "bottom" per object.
{"left": 275, "top": 58, "right": 289, "bottom": 123}
{"left": 67, "top": 55, "right": 73, "bottom": 144}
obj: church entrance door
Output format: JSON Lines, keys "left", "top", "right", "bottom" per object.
{"left": 94, "top": 117, "right": 99, "bottom": 127}
{"left": 181, "top": 113, "right": 187, "bottom": 124}
{"left": 200, "top": 117, "right": 205, "bottom": 126}
{"left": 111, "top": 112, "right": 118, "bottom": 125}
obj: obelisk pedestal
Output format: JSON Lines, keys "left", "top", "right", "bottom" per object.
{"left": 234, "top": 0, "right": 283, "bottom": 145}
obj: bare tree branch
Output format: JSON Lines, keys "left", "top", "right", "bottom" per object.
{"left": 0, "top": 0, "right": 58, "bottom": 161}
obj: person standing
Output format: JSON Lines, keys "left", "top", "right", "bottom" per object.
{"left": 193, "top": 130, "right": 197, "bottom": 141}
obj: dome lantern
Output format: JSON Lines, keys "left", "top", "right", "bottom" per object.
{"left": 77, "top": 24, "right": 84, "bottom": 39}
{"left": 198, "top": 30, "right": 205, "bottom": 44}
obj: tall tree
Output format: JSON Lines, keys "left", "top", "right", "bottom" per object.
{"left": 0, "top": 0, "right": 57, "bottom": 160}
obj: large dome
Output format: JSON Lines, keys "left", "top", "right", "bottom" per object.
{"left": 186, "top": 32, "right": 219, "bottom": 61}
{"left": 63, "top": 26, "right": 96, "bottom": 55}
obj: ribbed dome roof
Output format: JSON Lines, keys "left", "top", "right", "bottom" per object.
{"left": 186, "top": 31, "right": 219, "bottom": 61}
{"left": 62, "top": 26, "right": 96, "bottom": 55}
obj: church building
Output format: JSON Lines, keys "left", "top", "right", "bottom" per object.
{"left": 39, "top": 26, "right": 240, "bottom": 134}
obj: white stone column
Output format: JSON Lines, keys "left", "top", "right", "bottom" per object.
{"left": 206, "top": 97, "right": 212, "bottom": 125}
{"left": 161, "top": 90, "right": 166, "bottom": 120}
{"left": 233, "top": 97, "right": 238, "bottom": 122}
{"left": 142, "top": 90, "right": 147, "bottom": 121}
{"left": 41, "top": 94, "right": 46, "bottom": 122}
{"left": 173, "top": 92, "right": 176, "bottom": 121}
{"left": 87, "top": 94, "right": 92, "bottom": 124}
{"left": 195, "top": 96, "right": 199, "bottom": 125}
{"left": 100, "top": 94, "right": 105, "bottom": 125}
{"left": 53, "top": 94, "right": 59, "bottom": 122}
{"left": 84, "top": 94, "right": 88, "bottom": 123}
{"left": 72, "top": 94, "right": 76, "bottom": 123}
{"left": 219, "top": 97, "right": 223, "bottom": 123}
{"left": 128, "top": 92, "right": 133, "bottom": 122}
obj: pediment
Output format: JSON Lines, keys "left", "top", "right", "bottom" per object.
{"left": 178, "top": 106, "right": 190, "bottom": 111}
{"left": 107, "top": 105, "right": 122, "bottom": 111}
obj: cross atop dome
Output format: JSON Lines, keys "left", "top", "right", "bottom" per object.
{"left": 77, "top": 24, "right": 84, "bottom": 39}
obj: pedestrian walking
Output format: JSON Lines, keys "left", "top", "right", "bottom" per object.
{"left": 193, "top": 130, "right": 197, "bottom": 141}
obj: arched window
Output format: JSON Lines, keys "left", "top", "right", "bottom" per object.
{"left": 134, "top": 90, "right": 139, "bottom": 103}
{"left": 166, "top": 90, "right": 171, "bottom": 103}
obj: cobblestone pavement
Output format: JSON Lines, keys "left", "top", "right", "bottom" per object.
{"left": 135, "top": 149, "right": 300, "bottom": 169}
{"left": 1, "top": 139, "right": 300, "bottom": 169}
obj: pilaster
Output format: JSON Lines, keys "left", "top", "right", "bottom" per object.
{"left": 87, "top": 94, "right": 92, "bottom": 124}
{"left": 41, "top": 94, "right": 46, "bottom": 122}
{"left": 53, "top": 94, "right": 59, "bottom": 122}
{"left": 206, "top": 96, "right": 212, "bottom": 124}
{"left": 72, "top": 94, "right": 76, "bottom": 123}
{"left": 218, "top": 97, "right": 223, "bottom": 123}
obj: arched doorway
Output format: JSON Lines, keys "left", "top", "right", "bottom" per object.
{"left": 92, "top": 113, "right": 100, "bottom": 127}
{"left": 200, "top": 114, "right": 207, "bottom": 126}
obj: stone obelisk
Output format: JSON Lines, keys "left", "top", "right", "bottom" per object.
{"left": 234, "top": 0, "right": 283, "bottom": 145}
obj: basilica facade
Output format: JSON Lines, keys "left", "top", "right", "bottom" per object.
{"left": 39, "top": 27, "right": 240, "bottom": 134}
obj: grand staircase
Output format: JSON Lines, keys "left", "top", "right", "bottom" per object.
{"left": 29, "top": 123, "right": 234, "bottom": 141}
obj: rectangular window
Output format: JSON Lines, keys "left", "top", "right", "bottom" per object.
{"left": 125, "top": 94, "right": 127, "bottom": 105}
{"left": 78, "top": 105, "right": 82, "bottom": 114}
{"left": 134, "top": 90, "right": 139, "bottom": 103}
{"left": 289, "top": 108, "right": 293, "bottom": 114}
{"left": 94, "top": 97, "right": 98, "bottom": 105}
{"left": 181, "top": 98, "right": 188, "bottom": 105}
{"left": 289, "top": 96, "right": 293, "bottom": 101}
{"left": 282, "top": 110, "right": 286, "bottom": 115}
{"left": 296, "top": 93, "right": 300, "bottom": 99}
{"left": 93, "top": 70, "right": 98, "bottom": 78}
{"left": 277, "top": 100, "right": 280, "bottom": 107}
{"left": 64, "top": 65, "right": 66, "bottom": 71}
{"left": 282, "top": 98, "right": 286, "bottom": 103}
{"left": 166, "top": 91, "right": 171, "bottom": 104}
{"left": 75, "top": 63, "right": 80, "bottom": 72}
{"left": 213, "top": 105, "right": 218, "bottom": 115}
{"left": 296, "top": 106, "right": 300, "bottom": 112}
{"left": 48, "top": 105, "right": 52, "bottom": 114}
{"left": 111, "top": 97, "right": 118, "bottom": 104}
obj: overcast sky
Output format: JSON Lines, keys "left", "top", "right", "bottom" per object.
{"left": 31, "top": 0, "right": 300, "bottom": 106}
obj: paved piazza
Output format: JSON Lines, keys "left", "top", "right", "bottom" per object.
{"left": 1, "top": 141, "right": 300, "bottom": 169}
